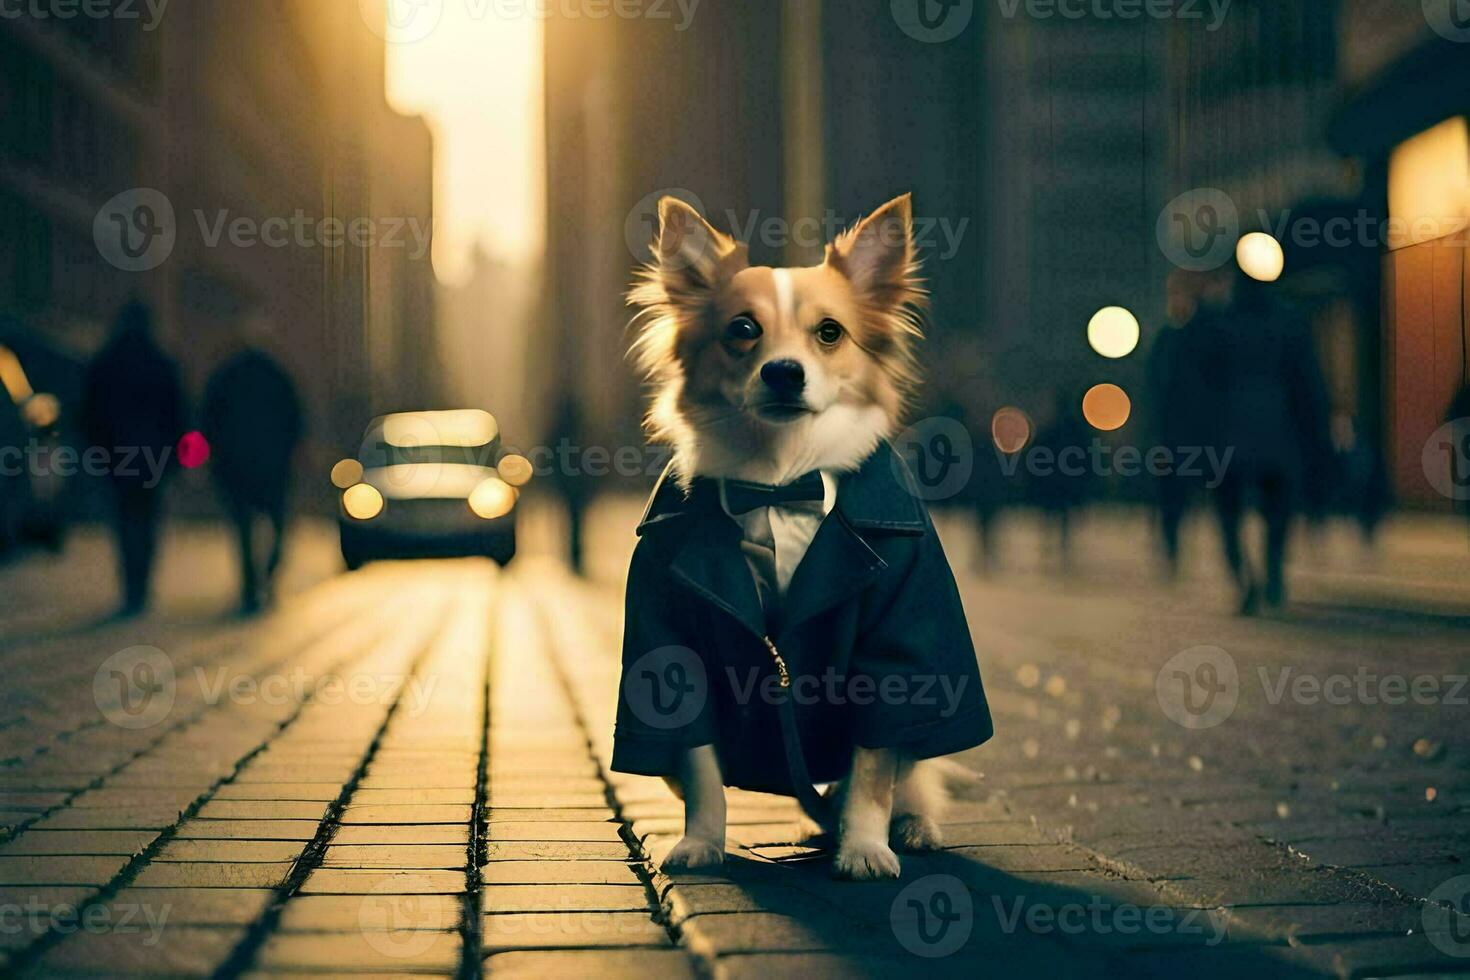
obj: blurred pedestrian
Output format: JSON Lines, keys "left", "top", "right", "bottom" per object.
{"left": 1031, "top": 389, "right": 1093, "bottom": 570}
{"left": 82, "top": 300, "right": 185, "bottom": 616}
{"left": 203, "top": 330, "right": 304, "bottom": 614}
{"left": 1146, "top": 270, "right": 1207, "bottom": 577}
{"left": 1195, "top": 271, "right": 1331, "bottom": 614}
{"left": 548, "top": 394, "right": 589, "bottom": 573}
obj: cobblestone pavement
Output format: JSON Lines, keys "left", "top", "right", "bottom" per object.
{"left": 0, "top": 510, "right": 1466, "bottom": 978}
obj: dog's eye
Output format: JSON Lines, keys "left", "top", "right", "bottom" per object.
{"left": 723, "top": 316, "right": 762, "bottom": 355}
{"left": 726, "top": 316, "right": 762, "bottom": 342}
{"left": 816, "top": 319, "right": 844, "bottom": 346}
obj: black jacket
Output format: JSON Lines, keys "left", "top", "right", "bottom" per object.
{"left": 611, "top": 443, "right": 993, "bottom": 796}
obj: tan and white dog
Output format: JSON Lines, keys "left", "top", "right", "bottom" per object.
{"left": 625, "top": 193, "right": 975, "bottom": 880}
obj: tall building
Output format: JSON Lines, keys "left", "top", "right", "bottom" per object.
{"left": 1331, "top": 0, "right": 1470, "bottom": 507}
{"left": 0, "top": 0, "right": 438, "bottom": 512}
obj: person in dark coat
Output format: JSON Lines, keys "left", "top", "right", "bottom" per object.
{"left": 202, "top": 342, "right": 304, "bottom": 613}
{"left": 1030, "top": 389, "right": 1094, "bottom": 570}
{"left": 82, "top": 301, "right": 185, "bottom": 616}
{"left": 1146, "top": 270, "right": 1207, "bottom": 577}
{"left": 1195, "top": 273, "right": 1331, "bottom": 613}
{"left": 611, "top": 444, "right": 992, "bottom": 802}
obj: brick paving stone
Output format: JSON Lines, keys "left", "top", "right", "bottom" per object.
{"left": 173, "top": 819, "right": 322, "bottom": 840}
{"left": 212, "top": 782, "right": 344, "bottom": 801}
{"left": 253, "top": 931, "right": 462, "bottom": 973}
{"left": 333, "top": 825, "right": 471, "bottom": 846}
{"left": 321, "top": 844, "right": 467, "bottom": 869}
{"left": 479, "top": 861, "right": 644, "bottom": 886}
{"left": 0, "top": 831, "right": 154, "bottom": 856}
{"left": 484, "top": 807, "right": 618, "bottom": 823}
{"left": 349, "top": 788, "right": 476, "bottom": 805}
{"left": 195, "top": 800, "right": 331, "bottom": 820}
{"left": 481, "top": 884, "right": 652, "bottom": 913}
{"left": 154, "top": 839, "right": 306, "bottom": 863}
{"left": 298, "top": 869, "right": 467, "bottom": 895}
{"left": 484, "top": 948, "right": 700, "bottom": 979}
{"left": 25, "top": 924, "right": 247, "bottom": 977}
{"left": 339, "top": 804, "right": 472, "bottom": 824}
{"left": 129, "top": 860, "right": 294, "bottom": 889}
{"left": 674, "top": 910, "right": 880, "bottom": 956}
{"left": 485, "top": 793, "right": 611, "bottom": 809}
{"left": 946, "top": 844, "right": 1101, "bottom": 873}
{"left": 483, "top": 841, "right": 633, "bottom": 861}
{"left": 485, "top": 821, "right": 624, "bottom": 842}
{"left": 0, "top": 855, "right": 130, "bottom": 886}
{"left": 480, "top": 911, "right": 670, "bottom": 951}
{"left": 28, "top": 807, "right": 181, "bottom": 831}
{"left": 276, "top": 894, "right": 462, "bottom": 932}
{"left": 103, "top": 886, "right": 275, "bottom": 926}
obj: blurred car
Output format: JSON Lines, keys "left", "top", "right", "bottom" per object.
{"left": 0, "top": 343, "right": 66, "bottom": 553}
{"left": 335, "top": 409, "right": 532, "bottom": 570}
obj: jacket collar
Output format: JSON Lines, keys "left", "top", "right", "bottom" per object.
{"left": 636, "top": 442, "right": 927, "bottom": 643}
{"left": 636, "top": 441, "right": 927, "bottom": 538}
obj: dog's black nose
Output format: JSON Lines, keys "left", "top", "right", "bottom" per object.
{"left": 760, "top": 359, "right": 805, "bottom": 393}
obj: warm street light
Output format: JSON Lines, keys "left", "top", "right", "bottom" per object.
{"left": 1236, "top": 232, "right": 1284, "bottom": 282}
{"left": 1087, "top": 306, "right": 1140, "bottom": 359}
{"left": 1082, "top": 384, "right": 1132, "bottom": 431}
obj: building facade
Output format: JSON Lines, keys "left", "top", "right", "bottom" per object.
{"left": 0, "top": 0, "right": 438, "bottom": 513}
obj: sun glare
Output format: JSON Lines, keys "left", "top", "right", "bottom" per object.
{"left": 383, "top": 7, "right": 545, "bottom": 285}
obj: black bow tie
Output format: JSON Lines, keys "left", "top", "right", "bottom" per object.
{"left": 722, "top": 472, "right": 826, "bottom": 516}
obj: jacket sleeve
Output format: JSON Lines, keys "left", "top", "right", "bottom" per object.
{"left": 610, "top": 536, "right": 719, "bottom": 777}
{"left": 848, "top": 523, "right": 993, "bottom": 758}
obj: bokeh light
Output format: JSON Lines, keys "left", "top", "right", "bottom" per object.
{"left": 343, "top": 483, "right": 385, "bottom": 521}
{"left": 177, "top": 431, "right": 211, "bottom": 469}
{"left": 468, "top": 478, "right": 517, "bottom": 520}
{"left": 1236, "top": 232, "right": 1284, "bottom": 282}
{"left": 1082, "top": 384, "right": 1132, "bottom": 431}
{"left": 1087, "top": 306, "right": 1141, "bottom": 359}
{"left": 331, "top": 459, "right": 365, "bottom": 490}
{"left": 990, "top": 407, "right": 1033, "bottom": 454}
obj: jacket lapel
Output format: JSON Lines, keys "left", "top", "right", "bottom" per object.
{"left": 778, "top": 510, "right": 886, "bottom": 637}
{"left": 663, "top": 486, "right": 768, "bottom": 641}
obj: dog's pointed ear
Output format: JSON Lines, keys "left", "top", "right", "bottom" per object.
{"left": 826, "top": 193, "right": 920, "bottom": 306}
{"left": 653, "top": 197, "right": 745, "bottom": 300}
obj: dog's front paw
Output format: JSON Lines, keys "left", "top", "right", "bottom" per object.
{"left": 834, "top": 837, "right": 901, "bottom": 880}
{"left": 662, "top": 836, "right": 725, "bottom": 871}
{"left": 892, "top": 814, "right": 945, "bottom": 853}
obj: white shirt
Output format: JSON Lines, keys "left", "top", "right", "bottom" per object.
{"left": 719, "top": 472, "right": 838, "bottom": 609}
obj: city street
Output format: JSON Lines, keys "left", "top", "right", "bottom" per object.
{"left": 0, "top": 506, "right": 1466, "bottom": 978}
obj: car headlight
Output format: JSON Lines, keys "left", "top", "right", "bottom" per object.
{"left": 343, "top": 483, "right": 385, "bottom": 521}
{"left": 497, "top": 453, "right": 533, "bottom": 488}
{"left": 468, "top": 477, "right": 517, "bottom": 520}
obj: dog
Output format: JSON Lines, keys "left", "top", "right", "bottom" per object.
{"left": 614, "top": 193, "right": 991, "bottom": 880}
